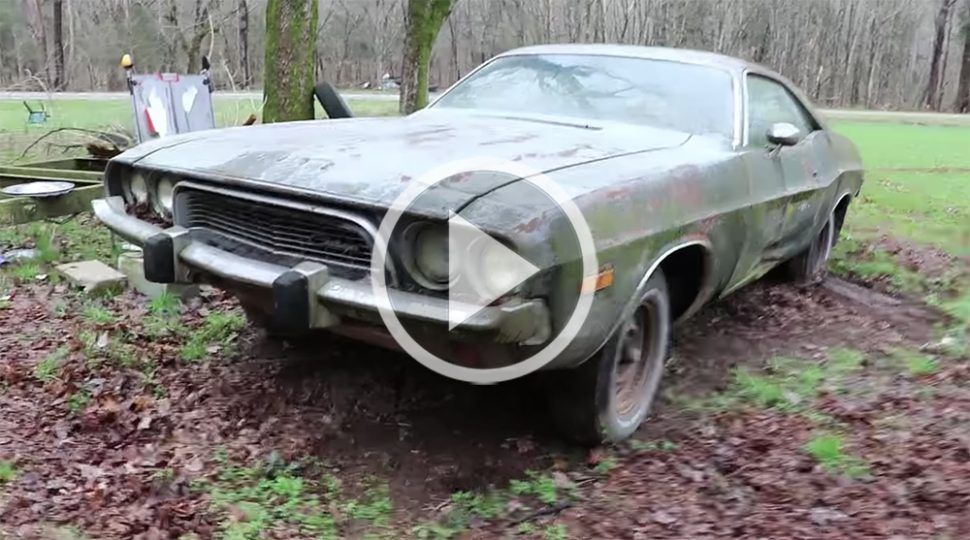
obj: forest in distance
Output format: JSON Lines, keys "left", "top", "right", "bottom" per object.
{"left": 1, "top": 0, "right": 970, "bottom": 113}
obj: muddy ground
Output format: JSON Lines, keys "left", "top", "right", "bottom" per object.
{"left": 0, "top": 269, "right": 966, "bottom": 538}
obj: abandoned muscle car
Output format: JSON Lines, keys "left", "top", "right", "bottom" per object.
{"left": 93, "top": 45, "right": 863, "bottom": 443}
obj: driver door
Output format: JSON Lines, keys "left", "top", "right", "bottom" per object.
{"left": 745, "top": 74, "right": 822, "bottom": 265}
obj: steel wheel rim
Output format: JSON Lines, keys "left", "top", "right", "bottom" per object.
{"left": 614, "top": 292, "right": 664, "bottom": 422}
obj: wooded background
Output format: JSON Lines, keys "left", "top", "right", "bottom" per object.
{"left": 2, "top": 0, "right": 970, "bottom": 112}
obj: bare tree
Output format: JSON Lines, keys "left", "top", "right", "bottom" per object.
{"left": 24, "top": 0, "right": 50, "bottom": 87}
{"left": 925, "top": 0, "right": 959, "bottom": 110}
{"left": 956, "top": 0, "right": 970, "bottom": 112}
{"left": 262, "top": 0, "right": 318, "bottom": 122}
{"left": 400, "top": 0, "right": 454, "bottom": 114}
{"left": 239, "top": 0, "right": 252, "bottom": 86}
{"left": 52, "top": 0, "right": 65, "bottom": 89}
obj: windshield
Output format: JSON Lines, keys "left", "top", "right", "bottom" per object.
{"left": 433, "top": 54, "right": 735, "bottom": 139}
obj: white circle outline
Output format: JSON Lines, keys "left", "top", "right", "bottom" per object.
{"left": 369, "top": 157, "right": 598, "bottom": 384}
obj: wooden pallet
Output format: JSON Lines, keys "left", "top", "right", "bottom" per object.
{"left": 0, "top": 158, "right": 106, "bottom": 225}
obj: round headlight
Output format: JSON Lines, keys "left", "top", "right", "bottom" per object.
{"left": 154, "top": 177, "right": 176, "bottom": 214}
{"left": 412, "top": 225, "right": 449, "bottom": 287}
{"left": 126, "top": 172, "right": 149, "bottom": 204}
{"left": 478, "top": 241, "right": 525, "bottom": 297}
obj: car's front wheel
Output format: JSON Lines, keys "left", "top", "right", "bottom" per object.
{"left": 545, "top": 271, "right": 671, "bottom": 445}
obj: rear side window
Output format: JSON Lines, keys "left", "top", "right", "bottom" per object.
{"left": 746, "top": 75, "right": 816, "bottom": 147}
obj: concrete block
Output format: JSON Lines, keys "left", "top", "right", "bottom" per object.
{"left": 56, "top": 260, "right": 126, "bottom": 294}
{"left": 117, "top": 251, "right": 199, "bottom": 300}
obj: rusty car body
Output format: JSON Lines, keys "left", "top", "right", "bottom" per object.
{"left": 93, "top": 45, "right": 863, "bottom": 443}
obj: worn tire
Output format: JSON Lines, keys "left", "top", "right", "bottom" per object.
{"left": 314, "top": 81, "right": 353, "bottom": 119}
{"left": 546, "top": 271, "right": 671, "bottom": 445}
{"left": 787, "top": 211, "right": 835, "bottom": 286}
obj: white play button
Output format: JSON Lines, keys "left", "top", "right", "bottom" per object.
{"left": 447, "top": 213, "right": 540, "bottom": 330}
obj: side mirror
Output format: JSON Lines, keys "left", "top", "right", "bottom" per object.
{"left": 766, "top": 122, "right": 802, "bottom": 147}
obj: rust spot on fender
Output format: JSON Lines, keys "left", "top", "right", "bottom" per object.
{"left": 603, "top": 184, "right": 637, "bottom": 200}
{"left": 480, "top": 133, "right": 539, "bottom": 146}
{"left": 514, "top": 216, "right": 543, "bottom": 233}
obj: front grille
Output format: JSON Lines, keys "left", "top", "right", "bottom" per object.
{"left": 175, "top": 185, "right": 374, "bottom": 277}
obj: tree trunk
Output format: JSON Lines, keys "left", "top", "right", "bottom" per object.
{"left": 400, "top": 0, "right": 454, "bottom": 114}
{"left": 239, "top": 0, "right": 251, "bottom": 86}
{"left": 184, "top": 0, "right": 211, "bottom": 73}
{"left": 53, "top": 0, "right": 65, "bottom": 89}
{"left": 956, "top": 16, "right": 970, "bottom": 113}
{"left": 26, "top": 0, "right": 50, "bottom": 87}
{"left": 925, "top": 0, "right": 958, "bottom": 110}
{"left": 263, "top": 0, "right": 319, "bottom": 123}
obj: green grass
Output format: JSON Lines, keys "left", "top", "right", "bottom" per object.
{"left": 892, "top": 349, "right": 940, "bottom": 377}
{"left": 830, "top": 122, "right": 970, "bottom": 258}
{"left": 33, "top": 346, "right": 69, "bottom": 382}
{"left": 148, "top": 292, "right": 181, "bottom": 317}
{"left": 410, "top": 469, "right": 573, "bottom": 539}
{"left": 205, "top": 459, "right": 339, "bottom": 539}
{"left": 1, "top": 97, "right": 398, "bottom": 162}
{"left": 832, "top": 121, "right": 970, "bottom": 248}
{"left": 543, "top": 523, "right": 568, "bottom": 540}
{"left": 9, "top": 261, "right": 41, "bottom": 281}
{"left": 509, "top": 471, "right": 559, "bottom": 506}
{"left": 198, "top": 454, "right": 403, "bottom": 539}
{"left": 81, "top": 302, "right": 116, "bottom": 325}
{"left": 804, "top": 433, "right": 869, "bottom": 478}
{"left": 0, "top": 460, "right": 16, "bottom": 484}
{"left": 67, "top": 390, "right": 91, "bottom": 414}
{"left": 180, "top": 312, "right": 246, "bottom": 362}
{"left": 709, "top": 349, "right": 865, "bottom": 412}
{"left": 833, "top": 121, "right": 970, "bottom": 170}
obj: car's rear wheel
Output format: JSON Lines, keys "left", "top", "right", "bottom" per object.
{"left": 787, "top": 211, "right": 835, "bottom": 286}
{"left": 546, "top": 271, "right": 671, "bottom": 445}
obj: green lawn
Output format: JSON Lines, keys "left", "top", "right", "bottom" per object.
{"left": 0, "top": 97, "right": 398, "bottom": 162}
{"left": 829, "top": 120, "right": 970, "bottom": 257}
{"left": 830, "top": 120, "right": 969, "bottom": 339}
{"left": 834, "top": 121, "right": 970, "bottom": 170}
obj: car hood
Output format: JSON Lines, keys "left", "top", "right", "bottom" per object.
{"left": 123, "top": 110, "right": 690, "bottom": 216}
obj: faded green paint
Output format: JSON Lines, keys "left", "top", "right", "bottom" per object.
{"left": 262, "top": 0, "right": 318, "bottom": 124}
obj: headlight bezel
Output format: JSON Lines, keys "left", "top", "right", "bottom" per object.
{"left": 403, "top": 221, "right": 451, "bottom": 291}
{"left": 117, "top": 167, "right": 177, "bottom": 218}
{"left": 401, "top": 219, "right": 533, "bottom": 299}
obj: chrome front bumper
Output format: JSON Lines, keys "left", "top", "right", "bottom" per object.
{"left": 92, "top": 196, "right": 550, "bottom": 343}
